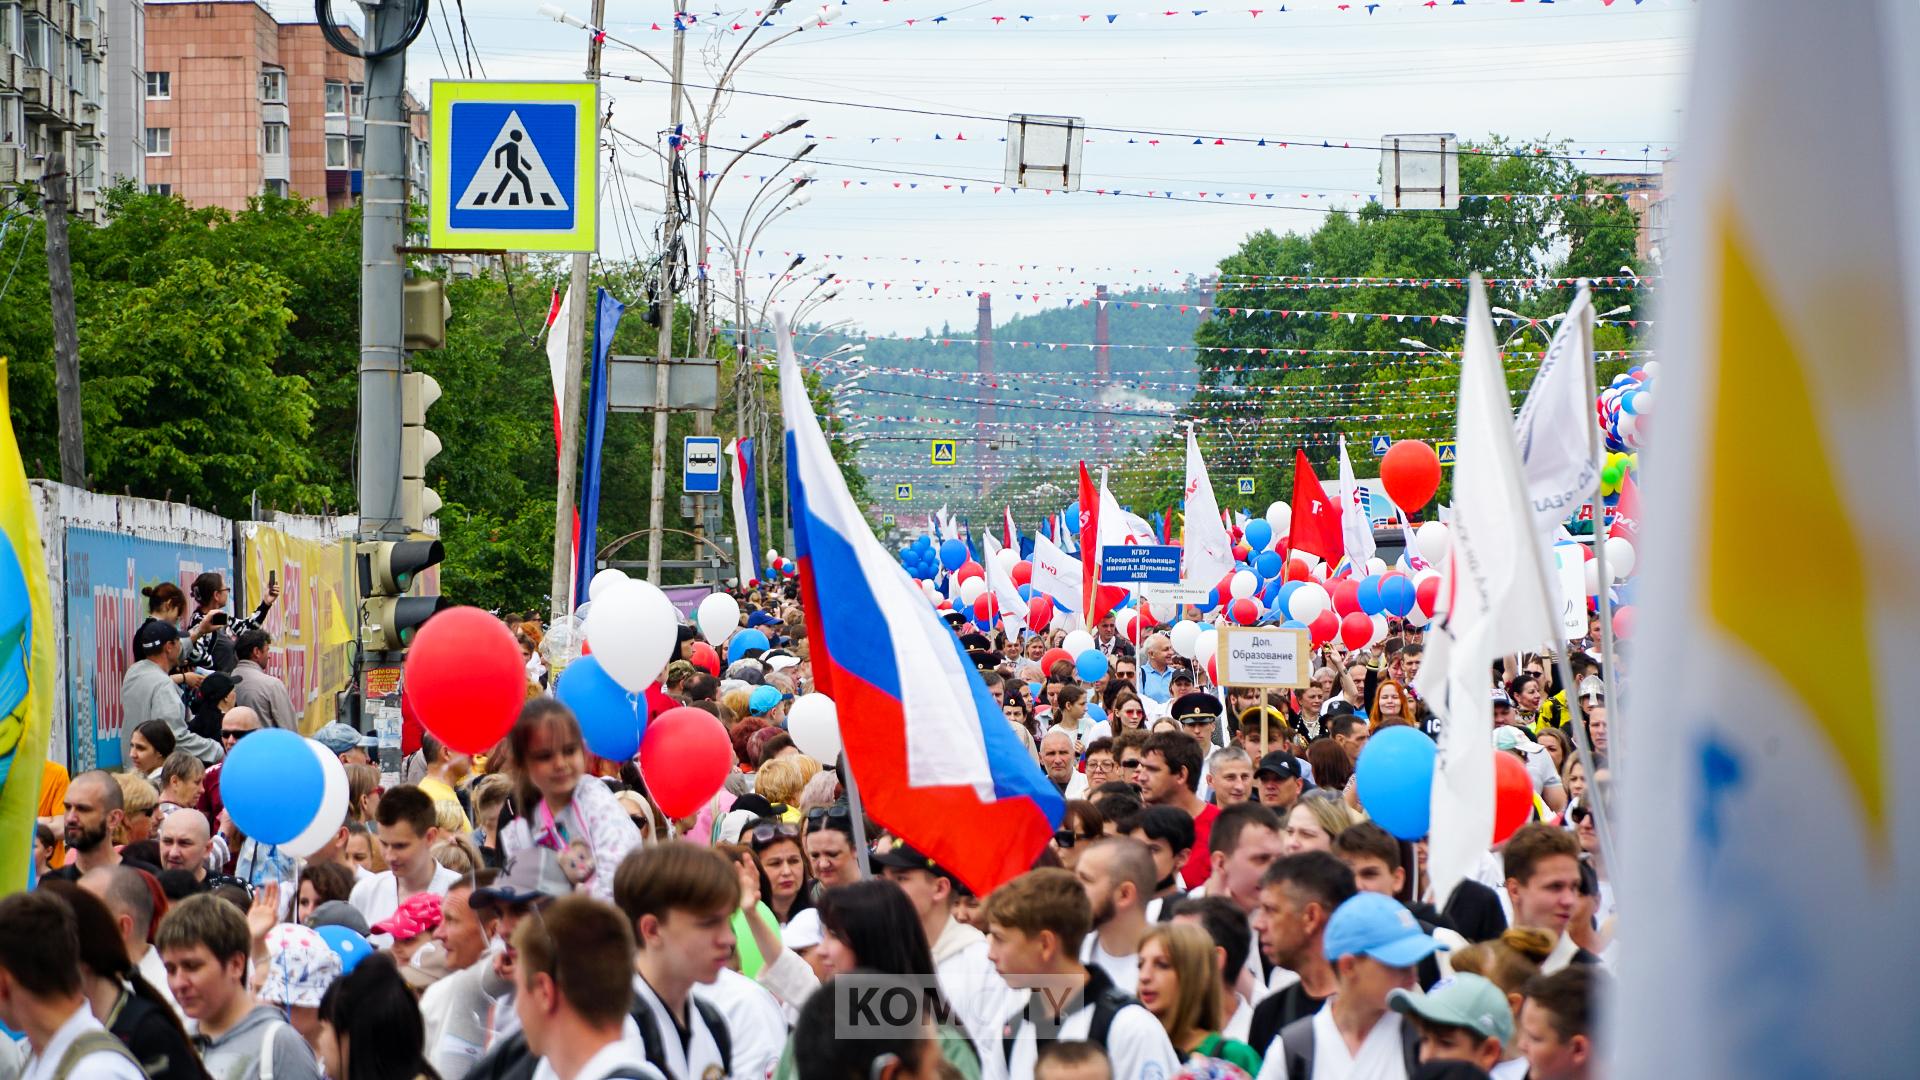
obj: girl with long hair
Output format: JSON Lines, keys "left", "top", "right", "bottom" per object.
{"left": 1136, "top": 923, "right": 1261, "bottom": 1073}
{"left": 317, "top": 953, "right": 439, "bottom": 1080}
{"left": 1369, "top": 679, "right": 1418, "bottom": 731}
{"left": 749, "top": 820, "right": 814, "bottom": 926}
{"left": 499, "top": 699, "right": 641, "bottom": 901}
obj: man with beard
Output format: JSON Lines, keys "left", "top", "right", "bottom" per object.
{"left": 45, "top": 771, "right": 155, "bottom": 882}
{"left": 1071, "top": 836, "right": 1156, "bottom": 995}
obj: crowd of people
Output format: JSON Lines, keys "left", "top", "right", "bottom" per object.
{"left": 11, "top": 579, "right": 1616, "bottom": 1080}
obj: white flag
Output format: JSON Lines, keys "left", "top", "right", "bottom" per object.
{"left": 1338, "top": 436, "right": 1377, "bottom": 566}
{"left": 1417, "top": 277, "right": 1559, "bottom": 909}
{"left": 1028, "top": 534, "right": 1083, "bottom": 612}
{"left": 1513, "top": 288, "right": 1600, "bottom": 540}
{"left": 1617, "top": 3, "right": 1920, "bottom": 1075}
{"left": 981, "top": 533, "right": 1030, "bottom": 639}
{"left": 1182, "top": 428, "right": 1235, "bottom": 585}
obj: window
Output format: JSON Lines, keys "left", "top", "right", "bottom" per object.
{"left": 349, "top": 135, "right": 363, "bottom": 170}
{"left": 262, "top": 179, "right": 288, "bottom": 197}
{"left": 0, "top": 95, "right": 20, "bottom": 147}
{"left": 259, "top": 68, "right": 285, "bottom": 103}
{"left": 324, "top": 80, "right": 346, "bottom": 115}
{"left": 144, "top": 126, "right": 169, "bottom": 155}
{"left": 145, "top": 71, "right": 169, "bottom": 98}
{"left": 145, "top": 183, "right": 171, "bottom": 196}
{"left": 325, "top": 134, "right": 347, "bottom": 168}
{"left": 348, "top": 82, "right": 364, "bottom": 117}
{"left": 261, "top": 122, "right": 286, "bottom": 155}
{"left": 22, "top": 13, "right": 43, "bottom": 68}
{"left": 1, "top": 4, "right": 18, "bottom": 56}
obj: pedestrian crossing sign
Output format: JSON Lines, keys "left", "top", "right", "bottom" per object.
{"left": 1437, "top": 440, "right": 1457, "bottom": 467}
{"left": 1370, "top": 435, "right": 1392, "bottom": 456}
{"left": 896, "top": 483, "right": 913, "bottom": 500}
{"left": 882, "top": 513, "right": 895, "bottom": 525}
{"left": 1237, "top": 477, "right": 1256, "bottom": 495}
{"left": 430, "top": 81, "right": 598, "bottom": 253}
{"left": 930, "top": 440, "right": 957, "bottom": 465}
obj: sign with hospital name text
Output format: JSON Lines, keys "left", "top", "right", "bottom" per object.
{"left": 1139, "top": 581, "right": 1212, "bottom": 616}
{"left": 1099, "top": 544, "right": 1182, "bottom": 584}
{"left": 1215, "top": 626, "right": 1310, "bottom": 688}
{"left": 429, "top": 80, "right": 599, "bottom": 253}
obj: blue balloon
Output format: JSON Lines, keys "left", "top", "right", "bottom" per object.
{"left": 914, "top": 534, "right": 933, "bottom": 552}
{"left": 1281, "top": 619, "right": 1307, "bottom": 630}
{"left": 939, "top": 539, "right": 968, "bottom": 572}
{"left": 1203, "top": 587, "right": 1220, "bottom": 612}
{"left": 0, "top": 536, "right": 30, "bottom": 718}
{"left": 1380, "top": 575, "right": 1416, "bottom": 618}
{"left": 1017, "top": 584, "right": 1035, "bottom": 601}
{"left": 1354, "top": 725, "right": 1437, "bottom": 840}
{"left": 1260, "top": 577, "right": 1283, "bottom": 606}
{"left": 1356, "top": 574, "right": 1386, "bottom": 616}
{"left": 314, "top": 925, "right": 372, "bottom": 973}
{"left": 221, "top": 729, "right": 324, "bottom": 846}
{"left": 1075, "top": 649, "right": 1110, "bottom": 682}
{"left": 1086, "top": 703, "right": 1108, "bottom": 725}
{"left": 1275, "top": 581, "right": 1303, "bottom": 621}
{"left": 556, "top": 654, "right": 649, "bottom": 761}
{"left": 727, "top": 628, "right": 771, "bottom": 664}
{"left": 1028, "top": 682, "right": 1043, "bottom": 701}
{"left": 1244, "top": 519, "right": 1273, "bottom": 552}
{"left": 1254, "top": 549, "right": 1283, "bottom": 579}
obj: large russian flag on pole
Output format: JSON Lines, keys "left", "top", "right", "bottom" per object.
{"left": 726, "top": 438, "right": 765, "bottom": 586}
{"left": 777, "top": 312, "right": 1062, "bottom": 895}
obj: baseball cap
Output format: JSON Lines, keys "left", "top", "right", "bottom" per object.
{"left": 400, "top": 942, "right": 452, "bottom": 992}
{"left": 1492, "top": 727, "right": 1539, "bottom": 754}
{"left": 870, "top": 842, "right": 955, "bottom": 882}
{"left": 313, "top": 924, "right": 373, "bottom": 974}
{"left": 313, "top": 722, "right": 377, "bottom": 756}
{"left": 1489, "top": 688, "right": 1513, "bottom": 708}
{"left": 370, "top": 891, "right": 443, "bottom": 940}
{"left": 1255, "top": 751, "right": 1302, "bottom": 782}
{"left": 1323, "top": 892, "right": 1446, "bottom": 967}
{"left": 783, "top": 908, "right": 824, "bottom": 951}
{"left": 1170, "top": 692, "right": 1223, "bottom": 722}
{"left": 1388, "top": 972, "right": 1515, "bottom": 1047}
{"left": 726, "top": 660, "right": 767, "bottom": 685}
{"left": 306, "top": 900, "right": 371, "bottom": 936}
{"left": 472, "top": 849, "right": 572, "bottom": 908}
{"left": 260, "top": 924, "right": 342, "bottom": 1008}
{"left": 763, "top": 650, "right": 801, "bottom": 672}
{"left": 133, "top": 619, "right": 180, "bottom": 658}
{"left": 747, "top": 610, "right": 782, "bottom": 629}
{"left": 749, "top": 684, "right": 785, "bottom": 715}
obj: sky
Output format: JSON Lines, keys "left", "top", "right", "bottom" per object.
{"left": 404, "top": 0, "right": 1696, "bottom": 339}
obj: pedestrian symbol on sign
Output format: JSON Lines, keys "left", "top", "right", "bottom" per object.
{"left": 1237, "top": 477, "right": 1256, "bottom": 495}
{"left": 1369, "top": 435, "right": 1392, "bottom": 456}
{"left": 930, "top": 440, "right": 956, "bottom": 465}
{"left": 460, "top": 112, "right": 569, "bottom": 210}
{"left": 882, "top": 513, "right": 895, "bottom": 525}
{"left": 895, "top": 483, "right": 913, "bottom": 500}
{"left": 1437, "top": 440, "right": 1457, "bottom": 467}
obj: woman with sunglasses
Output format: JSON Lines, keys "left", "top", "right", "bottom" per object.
{"left": 501, "top": 699, "right": 642, "bottom": 901}
{"left": 1047, "top": 800, "right": 1105, "bottom": 872}
{"left": 749, "top": 820, "right": 814, "bottom": 926}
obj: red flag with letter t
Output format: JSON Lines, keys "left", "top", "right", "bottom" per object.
{"left": 1078, "top": 461, "right": 1100, "bottom": 617}
{"left": 1609, "top": 471, "right": 1642, "bottom": 545}
{"left": 1289, "top": 448, "right": 1345, "bottom": 563}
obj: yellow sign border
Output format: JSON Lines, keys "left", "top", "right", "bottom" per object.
{"left": 895, "top": 483, "right": 913, "bottom": 501}
{"left": 930, "top": 439, "right": 956, "bottom": 465}
{"left": 429, "top": 80, "right": 599, "bottom": 253}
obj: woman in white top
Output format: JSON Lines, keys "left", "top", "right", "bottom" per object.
{"left": 500, "top": 700, "right": 642, "bottom": 902}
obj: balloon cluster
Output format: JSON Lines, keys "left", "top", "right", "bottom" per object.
{"left": 897, "top": 535, "right": 947, "bottom": 581}
{"left": 1353, "top": 726, "right": 1533, "bottom": 844}
{"left": 763, "top": 548, "right": 798, "bottom": 579}
{"left": 1597, "top": 362, "right": 1657, "bottom": 452}
{"left": 1599, "top": 451, "right": 1637, "bottom": 498}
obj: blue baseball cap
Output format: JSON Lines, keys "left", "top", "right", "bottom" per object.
{"left": 1323, "top": 892, "right": 1446, "bottom": 967}
{"left": 749, "top": 684, "right": 785, "bottom": 715}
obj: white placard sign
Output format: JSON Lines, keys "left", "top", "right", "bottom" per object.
{"left": 1215, "top": 626, "right": 1310, "bottom": 688}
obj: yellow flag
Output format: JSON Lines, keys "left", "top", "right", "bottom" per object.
{"left": 0, "top": 357, "right": 57, "bottom": 894}
{"left": 1619, "top": 2, "right": 1920, "bottom": 1074}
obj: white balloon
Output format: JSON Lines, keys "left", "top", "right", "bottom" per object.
{"left": 1194, "top": 628, "right": 1220, "bottom": 667}
{"left": 1641, "top": 359, "right": 1661, "bottom": 378}
{"left": 1368, "top": 614, "right": 1390, "bottom": 648}
{"left": 920, "top": 579, "right": 939, "bottom": 599}
{"left": 1405, "top": 607, "right": 1432, "bottom": 628}
{"left": 786, "top": 694, "right": 842, "bottom": 761}
{"left": 1604, "top": 536, "right": 1637, "bottom": 578}
{"left": 1170, "top": 619, "right": 1202, "bottom": 659}
{"left": 540, "top": 617, "right": 585, "bottom": 667}
{"left": 766, "top": 548, "right": 781, "bottom": 565}
{"left": 588, "top": 567, "right": 631, "bottom": 601}
{"left": 1230, "top": 569, "right": 1258, "bottom": 599}
{"left": 1062, "top": 630, "right": 1096, "bottom": 657}
{"left": 696, "top": 592, "right": 742, "bottom": 645}
{"left": 1287, "top": 582, "right": 1330, "bottom": 624}
{"left": 1365, "top": 557, "right": 1389, "bottom": 577}
{"left": 1584, "top": 559, "right": 1615, "bottom": 596}
{"left": 1310, "top": 562, "right": 1329, "bottom": 582}
{"left": 586, "top": 579, "right": 680, "bottom": 692}
{"left": 1416, "top": 521, "right": 1451, "bottom": 566}
{"left": 1115, "top": 610, "right": 1138, "bottom": 640}
{"left": 281, "top": 738, "right": 349, "bottom": 859}
{"left": 1264, "top": 501, "right": 1292, "bottom": 537}
{"left": 958, "top": 577, "right": 988, "bottom": 605}
{"left": 993, "top": 547, "right": 1021, "bottom": 572}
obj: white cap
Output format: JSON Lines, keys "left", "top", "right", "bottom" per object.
{"left": 783, "top": 907, "right": 824, "bottom": 951}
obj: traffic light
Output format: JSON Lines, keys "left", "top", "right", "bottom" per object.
{"left": 358, "top": 539, "right": 448, "bottom": 652}
{"left": 401, "top": 372, "right": 443, "bottom": 531}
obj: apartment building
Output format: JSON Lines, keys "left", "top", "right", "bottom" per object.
{"left": 0, "top": 0, "right": 113, "bottom": 217}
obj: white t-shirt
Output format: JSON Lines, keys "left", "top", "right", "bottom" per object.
{"left": 1255, "top": 1005, "right": 1410, "bottom": 1080}
{"left": 1078, "top": 935, "right": 1140, "bottom": 997}
{"left": 530, "top": 1033, "right": 666, "bottom": 1080}
{"left": 994, "top": 994, "right": 1178, "bottom": 1080}
{"left": 136, "top": 945, "right": 185, "bottom": 1022}
{"left": 631, "top": 973, "right": 728, "bottom": 1080}
{"left": 348, "top": 863, "right": 461, "bottom": 928}
{"left": 23, "top": 1005, "right": 146, "bottom": 1080}
{"left": 693, "top": 968, "right": 787, "bottom": 1080}
{"left": 935, "top": 925, "right": 1020, "bottom": 1062}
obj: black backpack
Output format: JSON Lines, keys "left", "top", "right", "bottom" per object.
{"left": 1275, "top": 1011, "right": 1418, "bottom": 1079}
{"left": 460, "top": 993, "right": 732, "bottom": 1080}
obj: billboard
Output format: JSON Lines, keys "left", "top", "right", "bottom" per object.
{"left": 239, "top": 524, "right": 356, "bottom": 735}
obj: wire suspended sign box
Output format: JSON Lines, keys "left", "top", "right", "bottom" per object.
{"left": 1381, "top": 133, "right": 1459, "bottom": 211}
{"left": 1005, "top": 114, "right": 1085, "bottom": 191}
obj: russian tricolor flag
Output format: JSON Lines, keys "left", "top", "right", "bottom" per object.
{"left": 777, "top": 313, "right": 1062, "bottom": 895}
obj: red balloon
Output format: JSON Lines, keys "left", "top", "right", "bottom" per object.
{"left": 1229, "top": 597, "right": 1261, "bottom": 626}
{"left": 1040, "top": 647, "right": 1074, "bottom": 674}
{"left": 640, "top": 707, "right": 735, "bottom": 819}
{"left": 1027, "top": 593, "right": 1054, "bottom": 629}
{"left": 688, "top": 640, "right": 720, "bottom": 677}
{"left": 1492, "top": 751, "right": 1535, "bottom": 844}
{"left": 403, "top": 606, "right": 525, "bottom": 755}
{"left": 1612, "top": 605, "right": 1635, "bottom": 640}
{"left": 1331, "top": 578, "right": 1363, "bottom": 617}
{"left": 1205, "top": 655, "right": 1218, "bottom": 684}
{"left": 1010, "top": 561, "right": 1034, "bottom": 587}
{"left": 973, "top": 593, "right": 996, "bottom": 622}
{"left": 1382, "top": 441, "right": 1442, "bottom": 512}
{"left": 400, "top": 689, "right": 423, "bottom": 756}
{"left": 1339, "top": 611, "right": 1374, "bottom": 651}
{"left": 1414, "top": 576, "right": 1441, "bottom": 617}
{"left": 1232, "top": 542, "right": 1252, "bottom": 563}
{"left": 1309, "top": 608, "right": 1339, "bottom": 647}
{"left": 1285, "top": 558, "right": 1312, "bottom": 583}
{"left": 1215, "top": 572, "right": 1238, "bottom": 602}
{"left": 1134, "top": 601, "right": 1156, "bottom": 631}
{"left": 956, "top": 561, "right": 985, "bottom": 584}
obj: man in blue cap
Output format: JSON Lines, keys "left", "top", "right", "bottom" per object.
{"left": 1255, "top": 892, "right": 1445, "bottom": 1080}
{"left": 748, "top": 684, "right": 789, "bottom": 725}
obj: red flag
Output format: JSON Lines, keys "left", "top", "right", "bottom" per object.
{"left": 1609, "top": 471, "right": 1641, "bottom": 544}
{"left": 1078, "top": 462, "right": 1100, "bottom": 618}
{"left": 1288, "top": 448, "right": 1345, "bottom": 564}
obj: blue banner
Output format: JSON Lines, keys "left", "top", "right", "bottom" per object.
{"left": 1099, "top": 544, "right": 1183, "bottom": 584}
{"left": 575, "top": 287, "right": 625, "bottom": 606}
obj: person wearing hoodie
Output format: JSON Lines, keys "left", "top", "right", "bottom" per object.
{"left": 155, "top": 895, "right": 322, "bottom": 1080}
{"left": 873, "top": 843, "right": 1015, "bottom": 1064}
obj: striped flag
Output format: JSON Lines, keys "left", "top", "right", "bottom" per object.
{"left": 725, "top": 438, "right": 765, "bottom": 586}
{"left": 1618, "top": 2, "right": 1920, "bottom": 1074}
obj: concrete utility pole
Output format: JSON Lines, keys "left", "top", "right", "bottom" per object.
{"left": 41, "top": 152, "right": 85, "bottom": 488}
{"left": 549, "top": 0, "right": 610, "bottom": 616}
{"left": 358, "top": 0, "right": 410, "bottom": 542}
{"left": 976, "top": 292, "right": 994, "bottom": 498}
{"left": 645, "top": 11, "right": 688, "bottom": 582}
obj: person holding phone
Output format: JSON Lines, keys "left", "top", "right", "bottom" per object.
{"left": 184, "top": 571, "right": 280, "bottom": 675}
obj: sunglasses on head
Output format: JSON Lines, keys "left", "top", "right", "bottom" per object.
{"left": 806, "top": 805, "right": 853, "bottom": 828}
{"left": 752, "top": 823, "right": 801, "bottom": 846}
